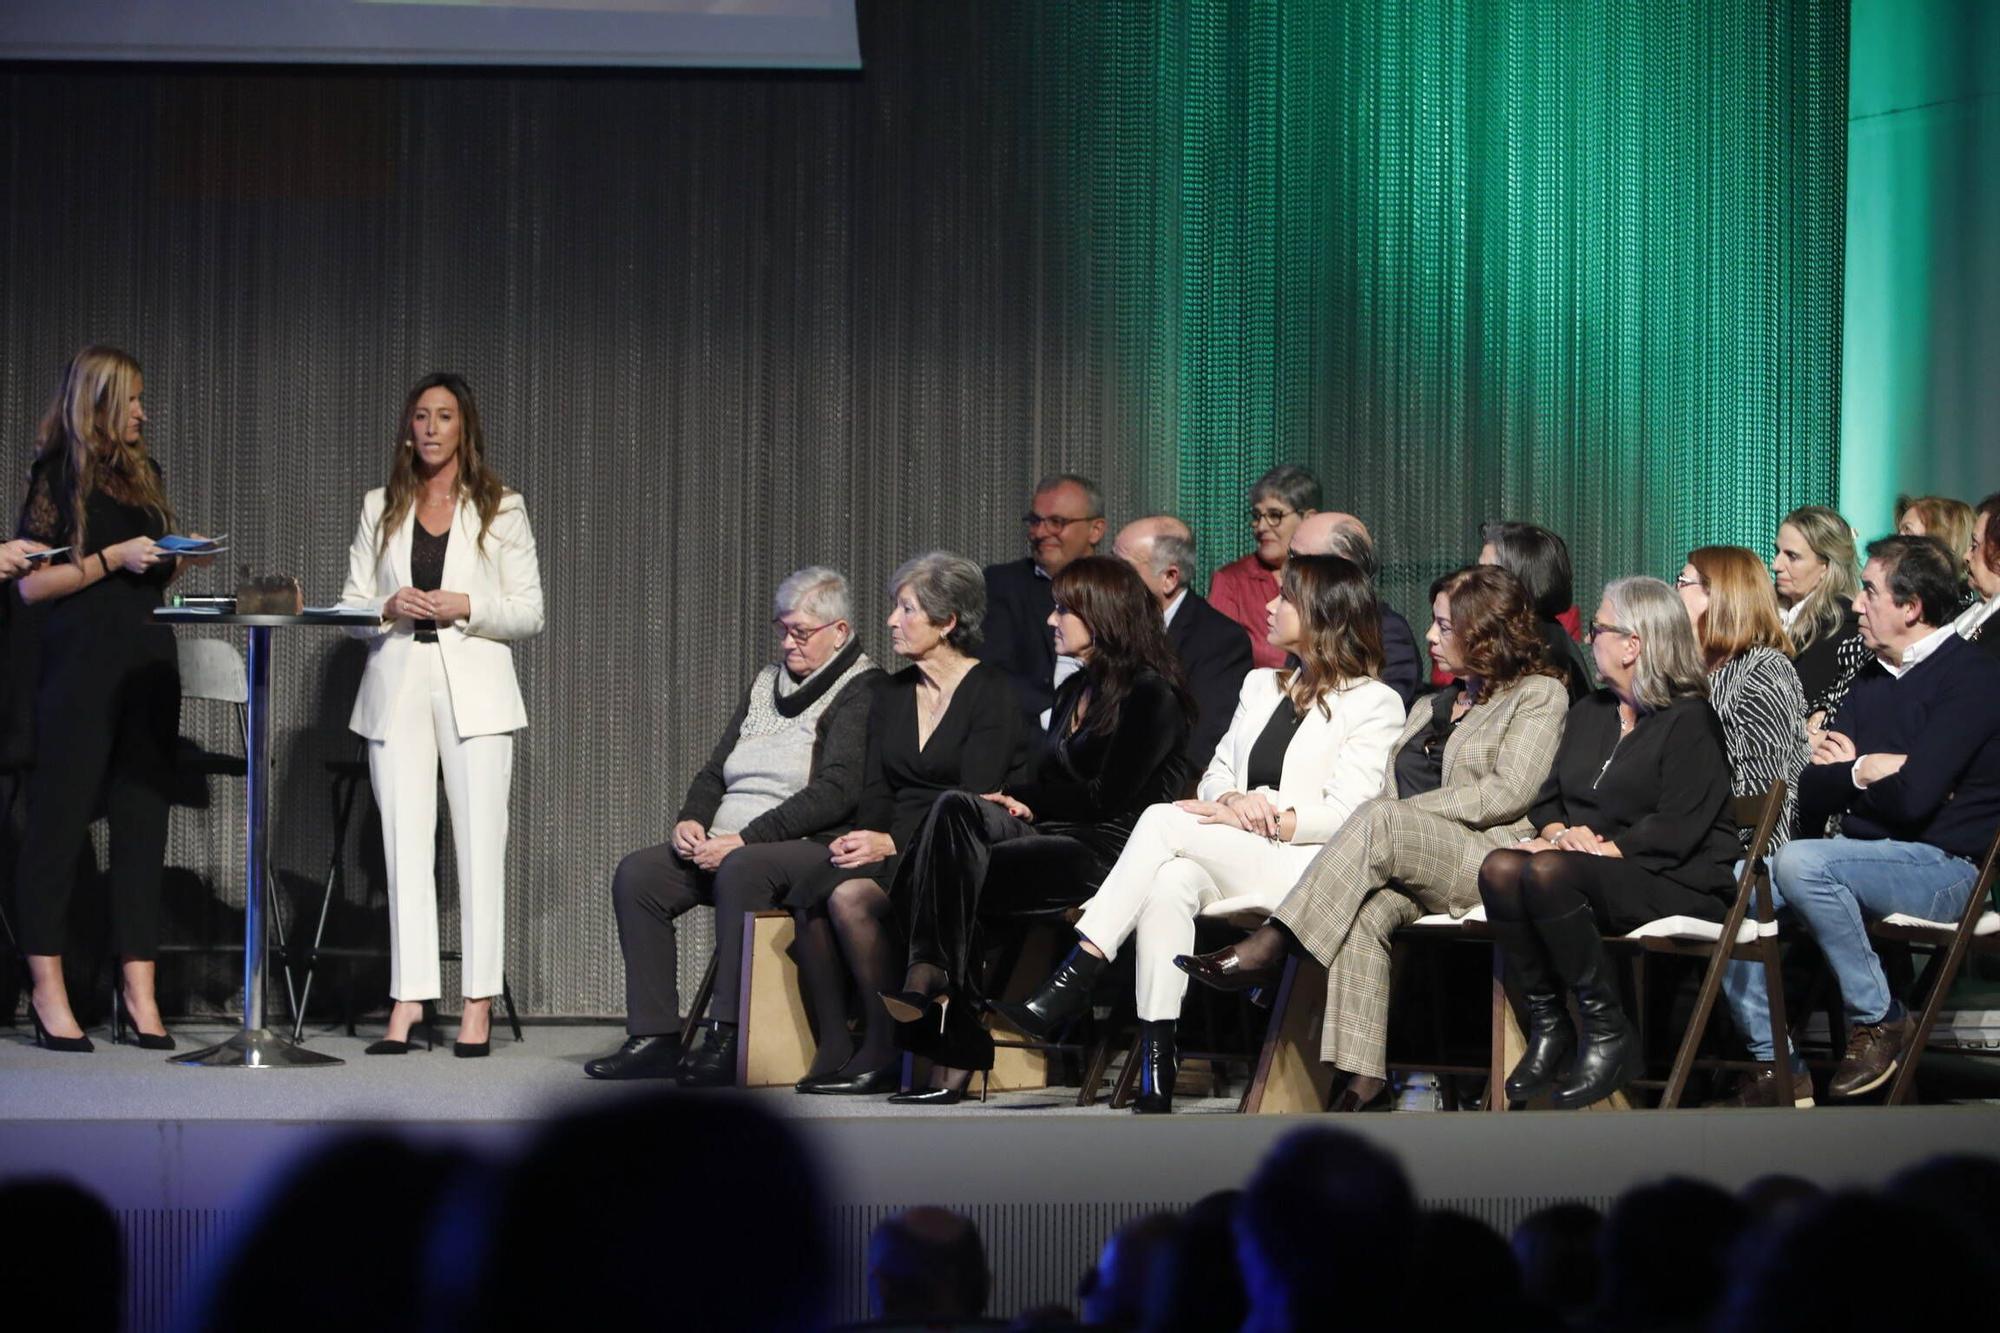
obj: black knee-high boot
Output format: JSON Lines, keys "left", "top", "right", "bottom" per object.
{"left": 1534, "top": 905, "right": 1639, "bottom": 1110}
{"left": 1488, "top": 919, "right": 1577, "bottom": 1103}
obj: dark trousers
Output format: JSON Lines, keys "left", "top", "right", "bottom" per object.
{"left": 13, "top": 626, "right": 179, "bottom": 959}
{"left": 899, "top": 791, "right": 1111, "bottom": 994}
{"left": 610, "top": 837, "right": 833, "bottom": 1036}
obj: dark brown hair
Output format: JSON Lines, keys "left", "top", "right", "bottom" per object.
{"left": 1429, "top": 564, "right": 1562, "bottom": 693}
{"left": 1049, "top": 555, "right": 1195, "bottom": 738}
{"left": 1687, "top": 546, "right": 1791, "bottom": 669}
{"left": 1278, "top": 555, "right": 1384, "bottom": 717}
{"left": 1972, "top": 492, "right": 2000, "bottom": 580}
{"left": 377, "top": 372, "right": 508, "bottom": 559}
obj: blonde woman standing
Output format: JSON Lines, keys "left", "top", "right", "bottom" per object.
{"left": 341, "top": 373, "right": 544, "bottom": 1057}
{"left": 13, "top": 346, "right": 210, "bottom": 1052}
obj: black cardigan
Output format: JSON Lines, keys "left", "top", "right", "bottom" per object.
{"left": 1529, "top": 691, "right": 1740, "bottom": 896}
{"left": 675, "top": 643, "right": 883, "bottom": 844}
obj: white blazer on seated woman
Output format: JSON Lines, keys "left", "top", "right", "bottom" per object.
{"left": 339, "top": 373, "right": 544, "bottom": 1056}
{"left": 1060, "top": 555, "right": 1406, "bottom": 1026}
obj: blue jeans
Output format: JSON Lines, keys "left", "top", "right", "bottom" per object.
{"left": 1723, "top": 837, "right": 1979, "bottom": 1062}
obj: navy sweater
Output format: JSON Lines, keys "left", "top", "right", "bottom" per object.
{"left": 1801, "top": 634, "right": 2000, "bottom": 860}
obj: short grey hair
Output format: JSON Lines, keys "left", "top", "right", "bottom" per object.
{"left": 1250, "top": 464, "right": 1322, "bottom": 515}
{"left": 1602, "top": 576, "right": 1709, "bottom": 713}
{"left": 1034, "top": 472, "right": 1104, "bottom": 519}
{"left": 888, "top": 550, "right": 987, "bottom": 652}
{"left": 1146, "top": 523, "right": 1198, "bottom": 582}
{"left": 773, "top": 566, "right": 851, "bottom": 625}
{"left": 1323, "top": 519, "right": 1379, "bottom": 583}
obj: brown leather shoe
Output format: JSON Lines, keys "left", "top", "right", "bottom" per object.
{"left": 1828, "top": 1014, "right": 1910, "bottom": 1098}
{"left": 1173, "top": 946, "right": 1280, "bottom": 994}
{"left": 1705, "top": 1066, "right": 1815, "bottom": 1108}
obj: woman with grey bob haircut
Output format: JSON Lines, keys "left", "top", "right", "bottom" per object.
{"left": 886, "top": 550, "right": 986, "bottom": 654}
{"left": 1474, "top": 574, "right": 1741, "bottom": 1111}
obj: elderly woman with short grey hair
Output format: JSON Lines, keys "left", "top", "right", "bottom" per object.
{"left": 585, "top": 565, "right": 881, "bottom": 1084}
{"left": 1476, "top": 576, "right": 1741, "bottom": 1110}
{"left": 1210, "top": 463, "right": 1323, "bottom": 670}
{"left": 784, "top": 551, "right": 1027, "bottom": 1095}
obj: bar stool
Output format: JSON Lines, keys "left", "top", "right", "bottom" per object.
{"left": 289, "top": 741, "right": 522, "bottom": 1042}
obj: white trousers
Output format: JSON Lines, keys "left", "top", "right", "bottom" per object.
{"left": 1073, "top": 802, "right": 1320, "bottom": 1021}
{"left": 367, "top": 642, "right": 514, "bottom": 1001}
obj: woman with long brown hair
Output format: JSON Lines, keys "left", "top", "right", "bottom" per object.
{"left": 993, "top": 555, "right": 1406, "bottom": 1112}
{"left": 13, "top": 345, "right": 210, "bottom": 1051}
{"left": 1178, "top": 564, "right": 1570, "bottom": 1110}
{"left": 340, "top": 372, "right": 543, "bottom": 1057}
{"left": 879, "top": 555, "right": 1194, "bottom": 1104}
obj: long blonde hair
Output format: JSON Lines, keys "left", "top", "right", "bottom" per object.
{"left": 1777, "top": 505, "right": 1859, "bottom": 653}
{"left": 376, "top": 372, "right": 507, "bottom": 560}
{"left": 35, "top": 345, "right": 175, "bottom": 550}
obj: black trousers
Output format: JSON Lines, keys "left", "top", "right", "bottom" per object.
{"left": 610, "top": 837, "right": 834, "bottom": 1036}
{"left": 13, "top": 616, "right": 179, "bottom": 959}
{"left": 898, "top": 791, "right": 1115, "bottom": 995}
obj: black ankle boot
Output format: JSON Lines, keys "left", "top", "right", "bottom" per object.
{"left": 1535, "top": 906, "right": 1640, "bottom": 1110}
{"left": 989, "top": 944, "right": 1107, "bottom": 1040}
{"left": 1132, "top": 1020, "right": 1177, "bottom": 1114}
{"left": 1488, "top": 919, "right": 1576, "bottom": 1103}
{"left": 675, "top": 1023, "right": 739, "bottom": 1088}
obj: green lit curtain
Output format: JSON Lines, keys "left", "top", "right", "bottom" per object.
{"left": 1016, "top": 0, "right": 1847, "bottom": 615}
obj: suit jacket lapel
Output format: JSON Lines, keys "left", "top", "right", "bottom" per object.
{"left": 442, "top": 498, "right": 477, "bottom": 592}
{"left": 1440, "top": 687, "right": 1505, "bottom": 785}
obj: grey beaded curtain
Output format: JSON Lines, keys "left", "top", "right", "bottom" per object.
{"left": 0, "top": 0, "right": 1845, "bottom": 1019}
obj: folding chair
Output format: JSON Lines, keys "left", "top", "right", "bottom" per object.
{"left": 1869, "top": 822, "right": 2000, "bottom": 1105}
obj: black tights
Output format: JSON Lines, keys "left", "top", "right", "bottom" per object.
{"left": 1478, "top": 848, "right": 1597, "bottom": 926}
{"left": 791, "top": 877, "right": 903, "bottom": 1077}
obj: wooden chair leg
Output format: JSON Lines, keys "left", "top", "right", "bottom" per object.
{"left": 1109, "top": 1033, "right": 1142, "bottom": 1109}
{"left": 1759, "top": 935, "right": 1796, "bottom": 1106}
{"left": 681, "top": 950, "right": 719, "bottom": 1058}
{"left": 1888, "top": 937, "right": 1976, "bottom": 1106}
{"left": 1486, "top": 946, "right": 1510, "bottom": 1113}
{"left": 1075, "top": 1026, "right": 1115, "bottom": 1107}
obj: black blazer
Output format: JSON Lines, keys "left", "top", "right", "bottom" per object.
{"left": 1167, "top": 590, "right": 1253, "bottom": 777}
{"left": 1540, "top": 617, "right": 1596, "bottom": 702}
{"left": 1378, "top": 600, "right": 1421, "bottom": 705}
{"left": 1530, "top": 691, "right": 1740, "bottom": 897}
{"left": 981, "top": 556, "right": 1056, "bottom": 726}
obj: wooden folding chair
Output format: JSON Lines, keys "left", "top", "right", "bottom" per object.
{"left": 1615, "top": 782, "right": 1794, "bottom": 1108}
{"left": 1868, "top": 823, "right": 2000, "bottom": 1105}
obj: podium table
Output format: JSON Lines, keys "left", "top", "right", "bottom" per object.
{"left": 154, "top": 607, "right": 380, "bottom": 1068}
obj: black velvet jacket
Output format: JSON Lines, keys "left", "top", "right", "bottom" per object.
{"left": 1006, "top": 668, "right": 1191, "bottom": 860}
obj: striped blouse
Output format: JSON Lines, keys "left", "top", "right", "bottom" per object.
{"left": 1708, "top": 646, "right": 1812, "bottom": 852}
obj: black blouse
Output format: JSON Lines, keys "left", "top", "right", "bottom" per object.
{"left": 1007, "top": 669, "right": 1191, "bottom": 845}
{"left": 1791, "top": 602, "right": 1864, "bottom": 717}
{"left": 411, "top": 520, "right": 449, "bottom": 642}
{"left": 1529, "top": 691, "right": 1741, "bottom": 896}
{"left": 16, "top": 450, "right": 176, "bottom": 629}
{"left": 856, "top": 661, "right": 1025, "bottom": 852}
{"left": 1244, "top": 697, "right": 1305, "bottom": 791}
{"left": 1395, "top": 687, "right": 1461, "bottom": 799}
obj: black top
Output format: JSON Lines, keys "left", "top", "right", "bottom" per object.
{"left": 1007, "top": 669, "right": 1191, "bottom": 855}
{"left": 857, "top": 661, "right": 1026, "bottom": 854}
{"left": 675, "top": 638, "right": 883, "bottom": 844}
{"left": 981, "top": 557, "right": 1058, "bottom": 727}
{"left": 1395, "top": 687, "right": 1461, "bottom": 799}
{"left": 1529, "top": 691, "right": 1740, "bottom": 897}
{"left": 17, "top": 448, "right": 176, "bottom": 635}
{"left": 1791, "top": 602, "right": 1863, "bottom": 715}
{"left": 410, "top": 520, "right": 449, "bottom": 642}
{"left": 1167, "top": 590, "right": 1254, "bottom": 778}
{"left": 1804, "top": 635, "right": 2000, "bottom": 861}
{"left": 1245, "top": 696, "right": 1306, "bottom": 791}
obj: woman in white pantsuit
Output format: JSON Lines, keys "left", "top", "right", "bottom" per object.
{"left": 341, "top": 373, "right": 544, "bottom": 1057}
{"left": 992, "top": 555, "right": 1406, "bottom": 1111}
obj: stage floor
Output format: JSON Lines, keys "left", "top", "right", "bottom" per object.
{"left": 6, "top": 1019, "right": 2000, "bottom": 1330}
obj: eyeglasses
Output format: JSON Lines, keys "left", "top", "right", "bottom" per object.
{"left": 773, "top": 618, "right": 837, "bottom": 646}
{"left": 1023, "top": 512, "right": 1100, "bottom": 533}
{"left": 1249, "top": 507, "right": 1296, "bottom": 529}
{"left": 1673, "top": 575, "right": 1706, "bottom": 591}
{"left": 1587, "top": 620, "right": 1634, "bottom": 640}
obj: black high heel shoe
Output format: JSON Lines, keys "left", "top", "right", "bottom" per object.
{"left": 795, "top": 1062, "right": 901, "bottom": 1095}
{"left": 118, "top": 1029, "right": 177, "bottom": 1052}
{"left": 886, "top": 1068, "right": 988, "bottom": 1106}
{"left": 365, "top": 1002, "right": 438, "bottom": 1055}
{"left": 29, "top": 1005, "right": 94, "bottom": 1054}
{"left": 878, "top": 989, "right": 950, "bottom": 1031}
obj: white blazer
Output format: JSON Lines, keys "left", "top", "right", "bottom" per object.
{"left": 1197, "top": 668, "right": 1408, "bottom": 845}
{"left": 341, "top": 487, "right": 545, "bottom": 741}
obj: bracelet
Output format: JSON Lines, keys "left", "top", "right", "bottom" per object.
{"left": 98, "top": 552, "right": 111, "bottom": 578}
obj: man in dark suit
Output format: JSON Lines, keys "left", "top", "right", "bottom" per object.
{"left": 1113, "top": 516, "right": 1253, "bottom": 778}
{"left": 1288, "top": 511, "right": 1421, "bottom": 704}
{"left": 983, "top": 473, "right": 1106, "bottom": 728}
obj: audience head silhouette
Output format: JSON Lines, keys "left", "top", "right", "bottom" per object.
{"left": 1078, "top": 1210, "right": 1180, "bottom": 1330}
{"left": 0, "top": 1176, "right": 121, "bottom": 1333}
{"left": 1235, "top": 1128, "right": 1416, "bottom": 1330}
{"left": 1141, "top": 1189, "right": 1247, "bottom": 1333}
{"left": 1596, "top": 1177, "right": 1746, "bottom": 1331}
{"left": 1510, "top": 1200, "right": 1601, "bottom": 1329}
{"left": 866, "top": 1205, "right": 990, "bottom": 1324}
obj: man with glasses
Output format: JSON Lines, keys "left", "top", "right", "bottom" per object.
{"left": 1288, "top": 511, "right": 1422, "bottom": 704}
{"left": 1718, "top": 535, "right": 2000, "bottom": 1103}
{"left": 984, "top": 473, "right": 1108, "bottom": 728}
